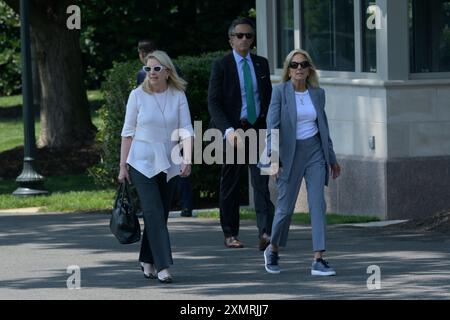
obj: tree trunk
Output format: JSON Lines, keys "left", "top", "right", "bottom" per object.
{"left": 5, "top": 0, "right": 96, "bottom": 148}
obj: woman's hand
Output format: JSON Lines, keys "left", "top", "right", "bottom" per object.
{"left": 269, "top": 163, "right": 282, "bottom": 180}
{"left": 180, "top": 163, "right": 192, "bottom": 177}
{"left": 118, "top": 164, "right": 131, "bottom": 184}
{"left": 330, "top": 163, "right": 341, "bottom": 179}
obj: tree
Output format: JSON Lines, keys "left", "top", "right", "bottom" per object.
{"left": 4, "top": 0, "right": 96, "bottom": 148}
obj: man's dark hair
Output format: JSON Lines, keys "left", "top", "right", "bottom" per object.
{"left": 228, "top": 17, "right": 255, "bottom": 37}
{"left": 138, "top": 39, "right": 157, "bottom": 54}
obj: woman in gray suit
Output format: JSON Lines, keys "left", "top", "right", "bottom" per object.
{"left": 263, "top": 49, "right": 341, "bottom": 276}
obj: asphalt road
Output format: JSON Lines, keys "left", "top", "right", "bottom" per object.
{"left": 1, "top": 211, "right": 449, "bottom": 300}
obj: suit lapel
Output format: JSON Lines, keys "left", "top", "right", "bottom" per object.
{"left": 251, "top": 54, "right": 262, "bottom": 91}
{"left": 308, "top": 87, "right": 322, "bottom": 115}
{"left": 285, "top": 82, "right": 297, "bottom": 130}
{"left": 225, "top": 54, "right": 242, "bottom": 111}
{"left": 226, "top": 54, "right": 240, "bottom": 92}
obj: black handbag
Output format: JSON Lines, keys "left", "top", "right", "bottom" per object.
{"left": 110, "top": 182, "right": 141, "bottom": 244}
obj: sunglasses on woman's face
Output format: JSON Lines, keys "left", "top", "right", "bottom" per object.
{"left": 289, "top": 61, "right": 311, "bottom": 69}
{"left": 143, "top": 65, "right": 166, "bottom": 73}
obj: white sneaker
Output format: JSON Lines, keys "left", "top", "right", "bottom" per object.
{"left": 157, "top": 268, "right": 172, "bottom": 283}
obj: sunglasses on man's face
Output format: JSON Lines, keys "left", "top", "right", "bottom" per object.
{"left": 143, "top": 65, "right": 166, "bottom": 73}
{"left": 289, "top": 61, "right": 311, "bottom": 69}
{"left": 232, "top": 33, "right": 254, "bottom": 39}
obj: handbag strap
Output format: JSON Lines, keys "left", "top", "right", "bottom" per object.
{"left": 114, "top": 182, "right": 132, "bottom": 210}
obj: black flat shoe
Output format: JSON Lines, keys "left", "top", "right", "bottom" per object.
{"left": 140, "top": 263, "right": 157, "bottom": 279}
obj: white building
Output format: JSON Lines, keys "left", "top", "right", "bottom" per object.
{"left": 255, "top": 0, "right": 450, "bottom": 219}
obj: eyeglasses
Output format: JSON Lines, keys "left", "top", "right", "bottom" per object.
{"left": 232, "top": 33, "right": 254, "bottom": 39}
{"left": 142, "top": 65, "right": 166, "bottom": 73}
{"left": 289, "top": 61, "right": 311, "bottom": 69}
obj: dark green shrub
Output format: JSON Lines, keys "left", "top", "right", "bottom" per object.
{"left": 0, "top": 2, "right": 21, "bottom": 96}
{"left": 88, "top": 59, "right": 140, "bottom": 187}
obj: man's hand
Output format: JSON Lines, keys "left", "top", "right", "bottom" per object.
{"left": 180, "top": 163, "right": 192, "bottom": 177}
{"left": 226, "top": 131, "right": 244, "bottom": 149}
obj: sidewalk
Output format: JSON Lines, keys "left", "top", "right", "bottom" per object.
{"left": 0, "top": 210, "right": 449, "bottom": 300}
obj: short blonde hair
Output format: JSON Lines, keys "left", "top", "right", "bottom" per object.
{"left": 282, "top": 49, "right": 319, "bottom": 87}
{"left": 142, "top": 50, "right": 187, "bottom": 93}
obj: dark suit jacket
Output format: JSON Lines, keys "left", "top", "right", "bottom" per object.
{"left": 207, "top": 53, "right": 272, "bottom": 134}
{"left": 136, "top": 69, "right": 146, "bottom": 86}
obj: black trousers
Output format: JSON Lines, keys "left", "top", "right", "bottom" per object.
{"left": 219, "top": 121, "right": 274, "bottom": 238}
{"left": 129, "top": 167, "right": 176, "bottom": 272}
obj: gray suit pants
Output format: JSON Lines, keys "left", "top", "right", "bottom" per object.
{"left": 271, "top": 134, "right": 327, "bottom": 252}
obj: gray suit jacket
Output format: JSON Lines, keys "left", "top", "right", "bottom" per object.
{"left": 265, "top": 82, "right": 337, "bottom": 186}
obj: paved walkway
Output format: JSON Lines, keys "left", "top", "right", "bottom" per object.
{"left": 0, "top": 211, "right": 449, "bottom": 300}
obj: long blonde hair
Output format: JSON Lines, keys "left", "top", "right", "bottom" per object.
{"left": 282, "top": 49, "right": 319, "bottom": 87}
{"left": 142, "top": 50, "right": 187, "bottom": 93}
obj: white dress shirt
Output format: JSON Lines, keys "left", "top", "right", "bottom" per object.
{"left": 121, "top": 86, "right": 194, "bottom": 181}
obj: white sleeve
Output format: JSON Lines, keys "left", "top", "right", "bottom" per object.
{"left": 178, "top": 92, "right": 194, "bottom": 140}
{"left": 121, "top": 90, "right": 138, "bottom": 137}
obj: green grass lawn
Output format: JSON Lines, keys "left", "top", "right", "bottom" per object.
{"left": 0, "top": 174, "right": 115, "bottom": 212}
{"left": 0, "top": 119, "right": 41, "bottom": 152}
{"left": 0, "top": 90, "right": 103, "bottom": 108}
{"left": 0, "top": 90, "right": 109, "bottom": 213}
{"left": 0, "top": 115, "right": 102, "bottom": 153}
{"left": 0, "top": 90, "right": 104, "bottom": 152}
{"left": 197, "top": 208, "right": 379, "bottom": 225}
{"left": 0, "top": 94, "right": 22, "bottom": 108}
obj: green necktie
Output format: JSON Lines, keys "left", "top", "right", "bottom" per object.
{"left": 243, "top": 58, "right": 257, "bottom": 125}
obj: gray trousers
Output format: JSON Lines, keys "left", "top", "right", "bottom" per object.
{"left": 270, "top": 134, "right": 327, "bottom": 252}
{"left": 129, "top": 167, "right": 175, "bottom": 272}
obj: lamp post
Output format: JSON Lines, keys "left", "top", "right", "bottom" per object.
{"left": 13, "top": 0, "right": 47, "bottom": 196}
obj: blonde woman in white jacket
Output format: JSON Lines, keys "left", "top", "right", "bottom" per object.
{"left": 118, "top": 50, "right": 194, "bottom": 283}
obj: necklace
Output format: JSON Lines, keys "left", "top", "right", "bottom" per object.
{"left": 153, "top": 89, "right": 168, "bottom": 114}
{"left": 152, "top": 89, "right": 169, "bottom": 140}
{"left": 296, "top": 90, "right": 309, "bottom": 105}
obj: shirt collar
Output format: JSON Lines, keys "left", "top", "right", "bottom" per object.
{"left": 232, "top": 49, "right": 251, "bottom": 64}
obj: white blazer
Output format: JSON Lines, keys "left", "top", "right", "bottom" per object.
{"left": 121, "top": 86, "right": 194, "bottom": 181}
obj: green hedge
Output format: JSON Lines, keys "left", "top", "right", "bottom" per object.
{"left": 90, "top": 51, "right": 228, "bottom": 206}
{"left": 0, "top": 1, "right": 21, "bottom": 96}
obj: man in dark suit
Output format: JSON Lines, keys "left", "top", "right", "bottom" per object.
{"left": 208, "top": 17, "right": 274, "bottom": 250}
{"left": 136, "top": 39, "right": 157, "bottom": 86}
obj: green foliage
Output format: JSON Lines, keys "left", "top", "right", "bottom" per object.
{"left": 77, "top": 0, "right": 254, "bottom": 89}
{"left": 88, "top": 59, "right": 140, "bottom": 187}
{"left": 197, "top": 209, "right": 380, "bottom": 225}
{"left": 0, "top": 0, "right": 21, "bottom": 96}
{"left": 90, "top": 51, "right": 227, "bottom": 205}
